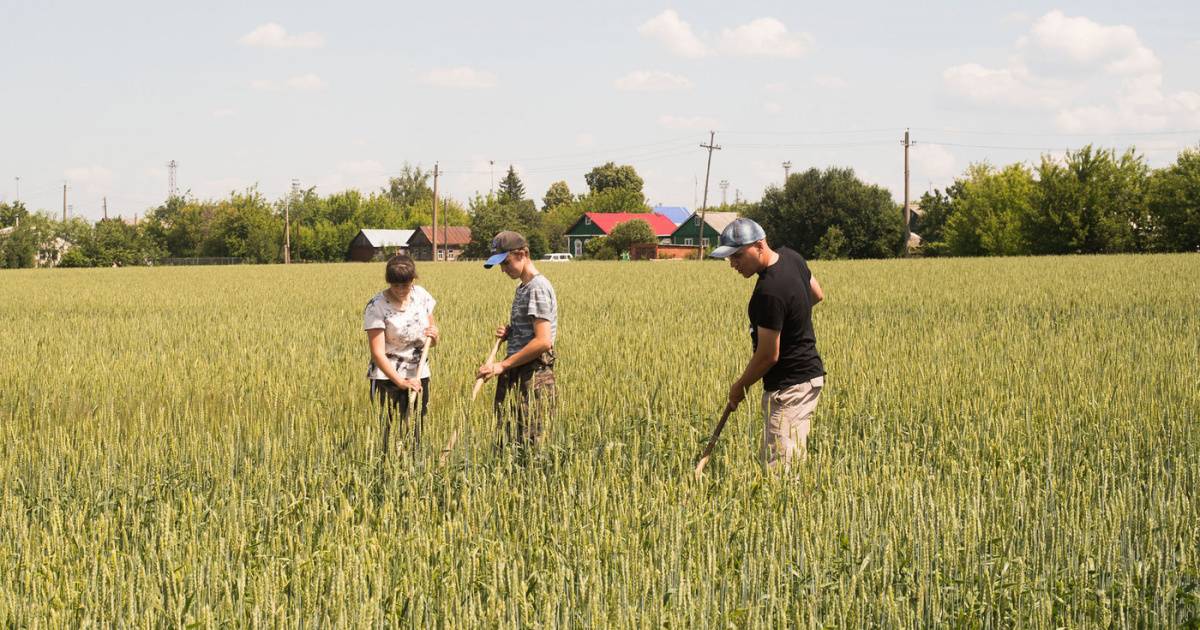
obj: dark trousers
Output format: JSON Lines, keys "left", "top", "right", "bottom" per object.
{"left": 371, "top": 377, "right": 429, "bottom": 455}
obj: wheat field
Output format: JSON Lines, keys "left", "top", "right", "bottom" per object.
{"left": 1, "top": 254, "right": 1198, "bottom": 627}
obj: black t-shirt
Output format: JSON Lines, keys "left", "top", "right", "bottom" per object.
{"left": 748, "top": 247, "right": 824, "bottom": 391}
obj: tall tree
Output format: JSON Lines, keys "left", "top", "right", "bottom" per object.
{"left": 498, "top": 165, "right": 526, "bottom": 203}
{"left": 943, "top": 163, "right": 1032, "bottom": 257}
{"left": 746, "top": 166, "right": 903, "bottom": 259}
{"left": 383, "top": 162, "right": 434, "bottom": 207}
{"left": 585, "top": 162, "right": 643, "bottom": 195}
{"left": 542, "top": 181, "right": 573, "bottom": 211}
{"left": 606, "top": 218, "right": 657, "bottom": 256}
{"left": 1148, "top": 145, "right": 1200, "bottom": 252}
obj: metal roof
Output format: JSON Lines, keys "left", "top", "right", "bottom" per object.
{"left": 684, "top": 211, "right": 740, "bottom": 233}
{"left": 357, "top": 229, "right": 415, "bottom": 248}
{"left": 578, "top": 213, "right": 679, "bottom": 237}
{"left": 652, "top": 206, "right": 691, "bottom": 225}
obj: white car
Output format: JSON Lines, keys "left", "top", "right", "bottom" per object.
{"left": 542, "top": 253, "right": 573, "bottom": 262}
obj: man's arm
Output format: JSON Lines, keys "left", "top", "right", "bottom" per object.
{"left": 810, "top": 276, "right": 824, "bottom": 305}
{"left": 477, "top": 318, "right": 551, "bottom": 379}
{"left": 728, "top": 327, "right": 781, "bottom": 408}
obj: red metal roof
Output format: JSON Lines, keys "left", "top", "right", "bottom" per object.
{"left": 415, "top": 225, "right": 472, "bottom": 246}
{"left": 584, "top": 212, "right": 678, "bottom": 237}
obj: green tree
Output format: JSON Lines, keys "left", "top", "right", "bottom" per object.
{"left": 606, "top": 218, "right": 657, "bottom": 256}
{"left": 542, "top": 181, "right": 573, "bottom": 211}
{"left": 585, "top": 162, "right": 643, "bottom": 195}
{"left": 204, "top": 188, "right": 283, "bottom": 263}
{"left": 943, "top": 163, "right": 1032, "bottom": 256}
{"left": 746, "top": 166, "right": 903, "bottom": 259}
{"left": 1, "top": 201, "right": 29, "bottom": 228}
{"left": 464, "top": 195, "right": 548, "bottom": 260}
{"left": 1025, "top": 146, "right": 1150, "bottom": 255}
{"left": 498, "top": 165, "right": 526, "bottom": 203}
{"left": 1148, "top": 145, "right": 1200, "bottom": 252}
{"left": 583, "top": 235, "right": 616, "bottom": 260}
{"left": 914, "top": 187, "right": 956, "bottom": 245}
{"left": 383, "top": 162, "right": 434, "bottom": 207}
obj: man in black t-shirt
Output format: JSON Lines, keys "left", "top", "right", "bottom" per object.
{"left": 710, "top": 218, "right": 825, "bottom": 470}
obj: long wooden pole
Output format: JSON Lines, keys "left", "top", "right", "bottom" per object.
{"left": 694, "top": 403, "right": 736, "bottom": 477}
{"left": 411, "top": 336, "right": 432, "bottom": 417}
{"left": 442, "top": 337, "right": 503, "bottom": 466}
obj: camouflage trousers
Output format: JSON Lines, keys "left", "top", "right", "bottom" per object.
{"left": 494, "top": 350, "right": 557, "bottom": 446}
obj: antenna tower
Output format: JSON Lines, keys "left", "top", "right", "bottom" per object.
{"left": 167, "top": 160, "right": 178, "bottom": 199}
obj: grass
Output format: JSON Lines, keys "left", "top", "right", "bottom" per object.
{"left": 1, "top": 254, "right": 1198, "bottom": 627}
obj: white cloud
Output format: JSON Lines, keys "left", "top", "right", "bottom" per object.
{"left": 942, "top": 62, "right": 1069, "bottom": 109}
{"left": 213, "top": 108, "right": 235, "bottom": 118}
{"left": 613, "top": 71, "right": 693, "bottom": 92}
{"left": 238, "top": 23, "right": 325, "bottom": 49}
{"left": 945, "top": 11, "right": 1200, "bottom": 133}
{"left": 64, "top": 165, "right": 117, "bottom": 184}
{"left": 421, "top": 67, "right": 499, "bottom": 89}
{"left": 658, "top": 115, "right": 721, "bottom": 131}
{"left": 812, "top": 74, "right": 844, "bottom": 87}
{"left": 911, "top": 144, "right": 958, "bottom": 181}
{"left": 251, "top": 74, "right": 328, "bottom": 91}
{"left": 717, "top": 18, "right": 813, "bottom": 58}
{"left": 638, "top": 10, "right": 711, "bottom": 58}
{"left": 575, "top": 133, "right": 595, "bottom": 148}
{"left": 763, "top": 103, "right": 780, "bottom": 112}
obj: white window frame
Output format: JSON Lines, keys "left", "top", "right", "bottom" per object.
{"left": 694, "top": 216, "right": 701, "bottom": 226}
{"left": 574, "top": 239, "right": 583, "bottom": 257}
{"left": 437, "top": 250, "right": 444, "bottom": 261}
{"left": 684, "top": 237, "right": 694, "bottom": 246}
{"left": 585, "top": 217, "right": 592, "bottom": 226}
{"left": 701, "top": 238, "right": 710, "bottom": 247}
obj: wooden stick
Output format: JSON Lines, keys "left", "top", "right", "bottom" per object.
{"left": 471, "top": 338, "right": 503, "bottom": 401}
{"left": 411, "top": 336, "right": 432, "bottom": 416}
{"left": 442, "top": 336, "right": 504, "bottom": 466}
{"left": 694, "top": 404, "right": 736, "bottom": 477}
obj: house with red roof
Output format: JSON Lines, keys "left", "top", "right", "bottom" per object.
{"left": 564, "top": 212, "right": 678, "bottom": 258}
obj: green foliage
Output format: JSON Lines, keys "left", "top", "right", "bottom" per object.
{"left": 914, "top": 187, "right": 955, "bottom": 244}
{"left": 583, "top": 235, "right": 616, "bottom": 259}
{"left": 0, "top": 224, "right": 37, "bottom": 268}
{"left": 541, "top": 181, "right": 573, "bottom": 211}
{"left": 814, "top": 225, "right": 848, "bottom": 260}
{"left": 202, "top": 188, "right": 282, "bottom": 263}
{"left": 584, "top": 162, "right": 643, "bottom": 195}
{"left": 498, "top": 165, "right": 526, "bottom": 203}
{"left": 944, "top": 163, "right": 1032, "bottom": 257}
{"left": 1, "top": 201, "right": 29, "bottom": 229}
{"left": 383, "top": 162, "right": 434, "bottom": 207}
{"left": 57, "top": 246, "right": 91, "bottom": 268}
{"left": 746, "top": 166, "right": 902, "bottom": 259}
{"left": 1148, "top": 146, "right": 1200, "bottom": 252}
{"left": 605, "top": 218, "right": 657, "bottom": 255}
{"left": 464, "top": 195, "right": 548, "bottom": 260}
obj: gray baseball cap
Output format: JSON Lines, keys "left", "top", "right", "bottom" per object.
{"left": 484, "top": 230, "right": 528, "bottom": 268}
{"left": 709, "top": 218, "right": 766, "bottom": 258}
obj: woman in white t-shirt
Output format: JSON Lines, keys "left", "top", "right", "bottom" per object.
{"left": 363, "top": 254, "right": 439, "bottom": 454}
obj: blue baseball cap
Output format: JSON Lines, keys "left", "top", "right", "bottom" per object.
{"left": 709, "top": 218, "right": 766, "bottom": 258}
{"left": 483, "top": 230, "right": 528, "bottom": 268}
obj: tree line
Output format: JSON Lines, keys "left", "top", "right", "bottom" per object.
{"left": 2, "top": 143, "right": 1198, "bottom": 269}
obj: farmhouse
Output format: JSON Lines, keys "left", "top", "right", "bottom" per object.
{"left": 564, "top": 212, "right": 678, "bottom": 259}
{"left": 670, "top": 211, "right": 739, "bottom": 250}
{"left": 408, "top": 226, "right": 471, "bottom": 261}
{"left": 348, "top": 229, "right": 415, "bottom": 262}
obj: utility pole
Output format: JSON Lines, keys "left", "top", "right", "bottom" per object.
{"left": 284, "top": 185, "right": 292, "bottom": 265}
{"left": 902, "top": 130, "right": 914, "bottom": 257}
{"left": 719, "top": 180, "right": 729, "bottom": 206}
{"left": 699, "top": 131, "right": 721, "bottom": 257}
{"left": 489, "top": 160, "right": 494, "bottom": 195}
{"left": 735, "top": 189, "right": 740, "bottom": 204}
{"left": 63, "top": 182, "right": 67, "bottom": 222}
{"left": 782, "top": 160, "right": 792, "bottom": 182}
{"left": 432, "top": 164, "right": 441, "bottom": 260}
{"left": 103, "top": 197, "right": 108, "bottom": 221}
{"left": 13, "top": 177, "right": 18, "bottom": 203}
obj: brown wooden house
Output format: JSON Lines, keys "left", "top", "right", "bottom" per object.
{"left": 409, "top": 226, "right": 472, "bottom": 261}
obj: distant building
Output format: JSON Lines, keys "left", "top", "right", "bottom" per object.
{"left": 670, "top": 211, "right": 739, "bottom": 250}
{"left": 651, "top": 205, "right": 691, "bottom": 225}
{"left": 348, "top": 229, "right": 415, "bottom": 262}
{"left": 630, "top": 242, "right": 699, "bottom": 261}
{"left": 564, "top": 212, "right": 678, "bottom": 259}
{"left": 409, "top": 226, "right": 471, "bottom": 261}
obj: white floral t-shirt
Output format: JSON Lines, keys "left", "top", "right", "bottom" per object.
{"left": 363, "top": 285, "right": 436, "bottom": 380}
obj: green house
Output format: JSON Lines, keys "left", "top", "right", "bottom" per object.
{"left": 670, "top": 211, "right": 739, "bottom": 249}
{"left": 564, "top": 212, "right": 679, "bottom": 258}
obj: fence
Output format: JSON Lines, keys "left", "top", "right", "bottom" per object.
{"left": 156, "top": 257, "right": 245, "bottom": 266}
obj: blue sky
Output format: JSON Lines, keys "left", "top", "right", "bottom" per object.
{"left": 4, "top": 0, "right": 1199, "bottom": 222}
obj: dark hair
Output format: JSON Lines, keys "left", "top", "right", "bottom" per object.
{"left": 385, "top": 253, "right": 417, "bottom": 285}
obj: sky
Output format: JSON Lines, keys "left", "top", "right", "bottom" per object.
{"left": 3, "top": 0, "right": 1200, "bottom": 222}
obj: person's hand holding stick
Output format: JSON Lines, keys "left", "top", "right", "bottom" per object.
{"left": 695, "top": 402, "right": 737, "bottom": 477}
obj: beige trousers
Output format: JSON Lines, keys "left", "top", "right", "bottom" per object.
{"left": 760, "top": 376, "right": 824, "bottom": 470}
